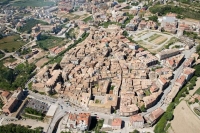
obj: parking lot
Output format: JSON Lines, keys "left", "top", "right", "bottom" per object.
{"left": 26, "top": 99, "right": 49, "bottom": 114}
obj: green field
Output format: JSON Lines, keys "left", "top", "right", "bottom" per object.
{"left": 12, "top": 0, "right": 55, "bottom": 7}
{"left": 0, "top": 51, "right": 5, "bottom": 58}
{"left": 37, "top": 35, "right": 65, "bottom": 50}
{"left": 0, "top": 35, "right": 26, "bottom": 52}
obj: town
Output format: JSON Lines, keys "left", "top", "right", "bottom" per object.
{"left": 1, "top": 0, "right": 200, "bottom": 133}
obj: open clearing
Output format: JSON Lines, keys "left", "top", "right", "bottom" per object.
{"left": 169, "top": 101, "right": 200, "bottom": 133}
{"left": 151, "top": 36, "right": 168, "bottom": 45}
{"left": 0, "top": 35, "right": 26, "bottom": 52}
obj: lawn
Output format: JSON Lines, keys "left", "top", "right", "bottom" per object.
{"left": 0, "top": 35, "right": 26, "bottom": 52}
{"left": 12, "top": 0, "right": 55, "bottom": 7}
{"left": 37, "top": 35, "right": 65, "bottom": 50}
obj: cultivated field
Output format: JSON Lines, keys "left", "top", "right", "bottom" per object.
{"left": 169, "top": 101, "right": 200, "bottom": 133}
{"left": 0, "top": 35, "right": 26, "bottom": 52}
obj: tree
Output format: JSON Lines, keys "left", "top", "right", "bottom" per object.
{"left": 122, "top": 31, "right": 128, "bottom": 37}
{"left": 195, "top": 98, "right": 199, "bottom": 103}
{"left": 140, "top": 105, "right": 146, "bottom": 112}
{"left": 165, "top": 112, "right": 173, "bottom": 121}
{"left": 148, "top": 15, "right": 158, "bottom": 22}
{"left": 132, "top": 129, "right": 140, "bottom": 133}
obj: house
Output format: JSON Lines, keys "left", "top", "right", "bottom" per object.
{"left": 182, "top": 67, "right": 195, "bottom": 81}
{"left": 76, "top": 113, "right": 91, "bottom": 131}
{"left": 175, "top": 75, "right": 186, "bottom": 87}
{"left": 145, "top": 107, "right": 164, "bottom": 125}
{"left": 111, "top": 118, "right": 122, "bottom": 130}
{"left": 143, "top": 91, "right": 162, "bottom": 109}
{"left": 66, "top": 113, "right": 77, "bottom": 130}
{"left": 156, "top": 76, "right": 168, "bottom": 90}
{"left": 156, "top": 49, "right": 180, "bottom": 60}
{"left": 0, "top": 91, "right": 11, "bottom": 104}
{"left": 130, "top": 114, "right": 144, "bottom": 128}
{"left": 138, "top": 20, "right": 147, "bottom": 30}
{"left": 161, "top": 13, "right": 178, "bottom": 34}
{"left": 2, "top": 97, "right": 18, "bottom": 114}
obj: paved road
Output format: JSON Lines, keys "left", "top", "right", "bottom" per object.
{"left": 48, "top": 47, "right": 196, "bottom": 133}
{"left": 26, "top": 46, "right": 196, "bottom": 133}
{"left": 142, "top": 47, "right": 196, "bottom": 116}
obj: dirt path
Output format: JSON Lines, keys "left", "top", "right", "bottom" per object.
{"left": 169, "top": 100, "right": 200, "bottom": 133}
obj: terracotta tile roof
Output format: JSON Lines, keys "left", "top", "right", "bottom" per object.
{"left": 111, "top": 118, "right": 122, "bottom": 127}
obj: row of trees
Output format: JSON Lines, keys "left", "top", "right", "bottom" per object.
{"left": 154, "top": 61, "right": 200, "bottom": 132}
{"left": 0, "top": 124, "right": 42, "bottom": 133}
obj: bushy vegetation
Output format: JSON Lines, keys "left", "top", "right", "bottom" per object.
{"left": 154, "top": 103, "right": 175, "bottom": 133}
{"left": 25, "top": 107, "right": 44, "bottom": 116}
{"left": 37, "top": 34, "right": 65, "bottom": 50}
{"left": 196, "top": 44, "right": 200, "bottom": 56}
{"left": 0, "top": 124, "right": 42, "bottom": 133}
{"left": 140, "top": 104, "right": 146, "bottom": 112}
{"left": 0, "top": 99, "right": 4, "bottom": 108}
{"left": 0, "top": 59, "right": 36, "bottom": 90}
{"left": 183, "top": 31, "right": 200, "bottom": 40}
{"left": 94, "top": 119, "right": 104, "bottom": 132}
{"left": 148, "top": 15, "right": 158, "bottom": 22}
{"left": 149, "top": 5, "right": 200, "bottom": 20}
{"left": 117, "top": 0, "right": 126, "bottom": 3}
{"left": 17, "top": 19, "right": 48, "bottom": 33}
{"left": 0, "top": 50, "right": 5, "bottom": 58}
{"left": 130, "top": 129, "right": 140, "bottom": 133}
